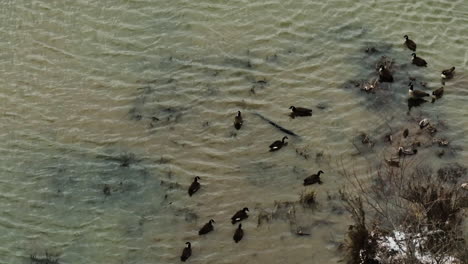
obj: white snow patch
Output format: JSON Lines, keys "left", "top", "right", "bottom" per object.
{"left": 376, "top": 230, "right": 460, "bottom": 264}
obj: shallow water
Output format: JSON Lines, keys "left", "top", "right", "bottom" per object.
{"left": 1, "top": 0, "right": 468, "bottom": 263}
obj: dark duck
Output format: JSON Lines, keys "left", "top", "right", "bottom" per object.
{"left": 303, "top": 170, "right": 324, "bottom": 185}
{"left": 233, "top": 224, "right": 244, "bottom": 243}
{"left": 404, "top": 35, "right": 417, "bottom": 51}
{"left": 234, "top": 111, "right": 243, "bottom": 130}
{"left": 269, "top": 136, "right": 288, "bottom": 151}
{"left": 431, "top": 87, "right": 444, "bottom": 103}
{"left": 188, "top": 176, "right": 201, "bottom": 196}
{"left": 403, "top": 128, "right": 409, "bottom": 138}
{"left": 398, "top": 146, "right": 417, "bottom": 156}
{"left": 180, "top": 242, "right": 192, "bottom": 262}
{"left": 419, "top": 118, "right": 430, "bottom": 129}
{"left": 441, "top": 67, "right": 455, "bottom": 80}
{"left": 411, "top": 53, "right": 427, "bottom": 67}
{"left": 198, "top": 219, "right": 215, "bottom": 235}
{"left": 408, "top": 83, "right": 429, "bottom": 98}
{"left": 231, "top": 207, "right": 249, "bottom": 224}
{"left": 289, "top": 106, "right": 312, "bottom": 117}
{"left": 378, "top": 65, "right": 393, "bottom": 83}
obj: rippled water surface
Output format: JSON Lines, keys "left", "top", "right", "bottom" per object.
{"left": 1, "top": 0, "right": 468, "bottom": 263}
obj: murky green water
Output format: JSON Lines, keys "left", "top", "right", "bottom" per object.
{"left": 1, "top": 0, "right": 467, "bottom": 263}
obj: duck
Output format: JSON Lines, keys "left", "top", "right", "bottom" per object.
{"left": 408, "top": 83, "right": 429, "bottom": 98}
{"left": 233, "top": 224, "right": 244, "bottom": 243}
{"left": 411, "top": 53, "right": 427, "bottom": 67}
{"left": 198, "top": 219, "right": 215, "bottom": 235}
{"left": 385, "top": 158, "right": 400, "bottom": 168}
{"left": 289, "top": 106, "right": 312, "bottom": 117}
{"left": 403, "top": 128, "right": 409, "bottom": 138}
{"left": 303, "top": 170, "right": 324, "bottom": 185}
{"left": 103, "top": 184, "right": 111, "bottom": 196}
{"left": 231, "top": 207, "right": 249, "bottom": 224}
{"left": 180, "top": 242, "right": 192, "bottom": 262}
{"left": 441, "top": 67, "right": 455, "bottom": 79}
{"left": 269, "top": 136, "right": 288, "bottom": 152}
{"left": 419, "top": 118, "right": 430, "bottom": 129}
{"left": 188, "top": 176, "right": 201, "bottom": 196}
{"left": 431, "top": 87, "right": 444, "bottom": 103}
{"left": 432, "top": 87, "right": 444, "bottom": 98}
{"left": 407, "top": 97, "right": 428, "bottom": 112}
{"left": 461, "top": 183, "right": 468, "bottom": 191}
{"left": 234, "top": 111, "right": 243, "bottom": 130}
{"left": 398, "top": 147, "right": 418, "bottom": 156}
{"left": 404, "top": 35, "right": 417, "bottom": 51}
{"left": 378, "top": 65, "right": 394, "bottom": 83}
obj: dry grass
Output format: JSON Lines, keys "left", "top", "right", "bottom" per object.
{"left": 299, "top": 190, "right": 317, "bottom": 208}
{"left": 339, "top": 159, "right": 468, "bottom": 264}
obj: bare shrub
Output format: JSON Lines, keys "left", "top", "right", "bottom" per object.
{"left": 339, "top": 158, "right": 468, "bottom": 264}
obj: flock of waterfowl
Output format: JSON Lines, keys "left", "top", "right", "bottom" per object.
{"left": 178, "top": 34, "right": 456, "bottom": 261}
{"left": 180, "top": 105, "right": 323, "bottom": 261}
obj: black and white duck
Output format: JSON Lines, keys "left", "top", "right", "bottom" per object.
{"left": 431, "top": 87, "right": 444, "bottom": 103}
{"left": 378, "top": 65, "right": 394, "bottom": 83}
{"left": 419, "top": 118, "right": 430, "bottom": 129}
{"left": 408, "top": 83, "right": 429, "bottom": 98}
{"left": 398, "top": 147, "right": 418, "bottom": 156}
{"left": 441, "top": 67, "right": 455, "bottom": 79}
{"left": 289, "top": 106, "right": 312, "bottom": 117}
{"left": 404, "top": 35, "right": 417, "bottom": 51}
{"left": 231, "top": 207, "right": 249, "bottom": 224}
{"left": 180, "top": 242, "right": 192, "bottom": 262}
{"left": 269, "top": 136, "right": 288, "bottom": 152}
{"left": 385, "top": 158, "right": 400, "bottom": 168}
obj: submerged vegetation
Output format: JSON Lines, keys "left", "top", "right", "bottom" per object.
{"left": 30, "top": 252, "right": 59, "bottom": 264}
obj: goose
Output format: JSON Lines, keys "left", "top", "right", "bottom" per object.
{"left": 408, "top": 83, "right": 429, "bottom": 98}
{"left": 403, "top": 128, "right": 409, "bottom": 138}
{"left": 461, "top": 183, "right": 468, "bottom": 191}
{"left": 398, "top": 147, "right": 417, "bottom": 156}
{"left": 385, "top": 158, "right": 400, "bottom": 168}
{"left": 431, "top": 87, "right": 444, "bottom": 103}
{"left": 188, "top": 176, "right": 201, "bottom": 196}
{"left": 103, "top": 184, "right": 111, "bottom": 196}
{"left": 234, "top": 111, "right": 243, "bottom": 130}
{"left": 269, "top": 136, "right": 288, "bottom": 151}
{"left": 198, "top": 219, "right": 215, "bottom": 235}
{"left": 432, "top": 87, "right": 444, "bottom": 98}
{"left": 303, "top": 170, "right": 324, "bottom": 185}
{"left": 295, "top": 228, "right": 311, "bottom": 236}
{"left": 419, "top": 118, "right": 430, "bottom": 129}
{"left": 411, "top": 53, "right": 427, "bottom": 67}
{"left": 233, "top": 224, "right": 244, "bottom": 243}
{"left": 289, "top": 106, "right": 312, "bottom": 117}
{"left": 231, "top": 207, "right": 249, "bottom": 224}
{"left": 378, "top": 65, "right": 394, "bottom": 83}
{"left": 407, "top": 97, "right": 428, "bottom": 112}
{"left": 404, "top": 35, "right": 417, "bottom": 51}
{"left": 441, "top": 67, "right": 455, "bottom": 79}
{"left": 180, "top": 242, "right": 192, "bottom": 262}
